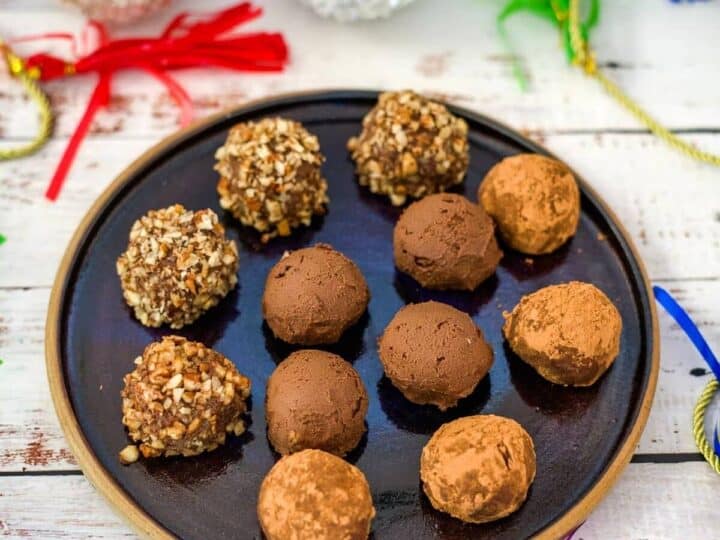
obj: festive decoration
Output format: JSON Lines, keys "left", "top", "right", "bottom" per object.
{"left": 298, "top": 0, "right": 416, "bottom": 21}
{"left": 654, "top": 286, "right": 720, "bottom": 474}
{"left": 694, "top": 380, "right": 720, "bottom": 471}
{"left": 3, "top": 2, "right": 288, "bottom": 201}
{"left": 64, "top": 0, "right": 172, "bottom": 24}
{"left": 0, "top": 41, "right": 53, "bottom": 161}
{"left": 498, "top": 0, "right": 599, "bottom": 91}
{"left": 499, "top": 0, "right": 720, "bottom": 166}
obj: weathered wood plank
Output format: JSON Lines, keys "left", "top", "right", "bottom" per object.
{"left": 0, "top": 138, "right": 151, "bottom": 289}
{"left": 1, "top": 133, "right": 719, "bottom": 289}
{"left": 645, "top": 287, "right": 719, "bottom": 454}
{"left": 0, "top": 287, "right": 77, "bottom": 471}
{"left": 0, "top": 462, "right": 716, "bottom": 538}
{"left": 0, "top": 475, "right": 135, "bottom": 539}
{"left": 0, "top": 279, "right": 717, "bottom": 472}
{"left": 1, "top": 0, "right": 719, "bottom": 140}
{"left": 580, "top": 462, "right": 719, "bottom": 539}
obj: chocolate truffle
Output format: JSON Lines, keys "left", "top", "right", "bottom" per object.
{"left": 503, "top": 281, "right": 622, "bottom": 386}
{"left": 116, "top": 204, "right": 238, "bottom": 329}
{"left": 266, "top": 350, "right": 368, "bottom": 456}
{"left": 378, "top": 301, "right": 493, "bottom": 410}
{"left": 119, "top": 336, "right": 251, "bottom": 463}
{"left": 347, "top": 90, "right": 469, "bottom": 206}
{"left": 214, "top": 117, "right": 328, "bottom": 242}
{"left": 262, "top": 244, "right": 370, "bottom": 345}
{"left": 394, "top": 193, "right": 502, "bottom": 290}
{"left": 258, "top": 449, "right": 375, "bottom": 540}
{"left": 421, "top": 415, "right": 536, "bottom": 524}
{"left": 479, "top": 153, "right": 580, "bottom": 255}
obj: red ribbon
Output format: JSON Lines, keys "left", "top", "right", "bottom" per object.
{"left": 45, "top": 72, "right": 112, "bottom": 201}
{"left": 14, "top": 3, "right": 288, "bottom": 201}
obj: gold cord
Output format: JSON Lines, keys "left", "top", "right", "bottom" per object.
{"left": 0, "top": 39, "right": 53, "bottom": 161}
{"left": 693, "top": 379, "right": 720, "bottom": 474}
{"left": 568, "top": 0, "right": 720, "bottom": 166}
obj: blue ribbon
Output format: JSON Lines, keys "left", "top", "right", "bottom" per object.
{"left": 654, "top": 286, "right": 720, "bottom": 456}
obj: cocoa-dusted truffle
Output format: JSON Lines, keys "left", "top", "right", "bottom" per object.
{"left": 378, "top": 301, "right": 493, "bottom": 410}
{"left": 262, "top": 244, "right": 370, "bottom": 345}
{"left": 214, "top": 117, "right": 328, "bottom": 242}
{"left": 347, "top": 90, "right": 469, "bottom": 206}
{"left": 116, "top": 204, "right": 238, "bottom": 329}
{"left": 118, "top": 336, "right": 250, "bottom": 463}
{"left": 479, "top": 153, "right": 580, "bottom": 255}
{"left": 503, "top": 281, "right": 622, "bottom": 386}
{"left": 266, "top": 350, "right": 368, "bottom": 456}
{"left": 258, "top": 449, "right": 376, "bottom": 540}
{"left": 421, "top": 415, "right": 536, "bottom": 524}
{"left": 394, "top": 193, "right": 502, "bottom": 290}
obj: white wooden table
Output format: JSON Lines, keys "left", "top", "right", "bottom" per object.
{"left": 1, "top": 0, "right": 719, "bottom": 537}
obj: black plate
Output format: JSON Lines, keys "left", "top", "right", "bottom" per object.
{"left": 51, "top": 91, "right": 656, "bottom": 539}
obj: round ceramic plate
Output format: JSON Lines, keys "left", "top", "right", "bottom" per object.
{"left": 46, "top": 90, "right": 658, "bottom": 540}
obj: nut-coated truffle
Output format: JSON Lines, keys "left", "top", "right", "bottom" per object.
{"left": 258, "top": 449, "right": 376, "bottom": 540}
{"left": 394, "top": 193, "right": 502, "bottom": 290}
{"left": 503, "top": 281, "right": 622, "bottom": 386}
{"left": 214, "top": 117, "right": 328, "bottom": 242}
{"left": 262, "top": 244, "right": 370, "bottom": 345}
{"left": 378, "top": 301, "right": 493, "bottom": 410}
{"left": 347, "top": 90, "right": 469, "bottom": 206}
{"left": 420, "top": 415, "right": 536, "bottom": 524}
{"left": 119, "top": 336, "right": 251, "bottom": 462}
{"left": 265, "top": 349, "right": 368, "bottom": 456}
{"left": 479, "top": 153, "right": 580, "bottom": 255}
{"left": 116, "top": 204, "right": 238, "bottom": 329}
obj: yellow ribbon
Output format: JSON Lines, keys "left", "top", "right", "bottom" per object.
{"left": 567, "top": 0, "right": 720, "bottom": 166}
{"left": 0, "top": 39, "right": 53, "bottom": 161}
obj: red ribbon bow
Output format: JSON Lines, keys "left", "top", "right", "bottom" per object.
{"left": 13, "top": 2, "right": 288, "bottom": 201}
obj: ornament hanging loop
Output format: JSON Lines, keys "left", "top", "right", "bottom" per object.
{"left": 566, "top": 0, "right": 596, "bottom": 75}
{"left": 693, "top": 379, "right": 720, "bottom": 475}
{"left": 567, "top": 0, "right": 720, "bottom": 167}
{"left": 0, "top": 39, "right": 53, "bottom": 161}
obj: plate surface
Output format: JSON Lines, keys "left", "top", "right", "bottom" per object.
{"left": 47, "top": 91, "right": 657, "bottom": 540}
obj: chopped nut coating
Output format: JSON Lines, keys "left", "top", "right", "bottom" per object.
{"left": 120, "top": 336, "right": 251, "bottom": 460}
{"left": 118, "top": 444, "right": 139, "bottom": 465}
{"left": 116, "top": 204, "right": 238, "bottom": 329}
{"left": 214, "top": 117, "right": 328, "bottom": 242}
{"left": 348, "top": 90, "right": 469, "bottom": 205}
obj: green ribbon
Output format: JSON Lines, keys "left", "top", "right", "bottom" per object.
{"left": 497, "top": 0, "right": 600, "bottom": 90}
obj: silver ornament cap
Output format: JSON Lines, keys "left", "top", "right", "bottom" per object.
{"left": 298, "top": 0, "right": 417, "bottom": 22}
{"left": 63, "top": 0, "right": 172, "bottom": 24}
